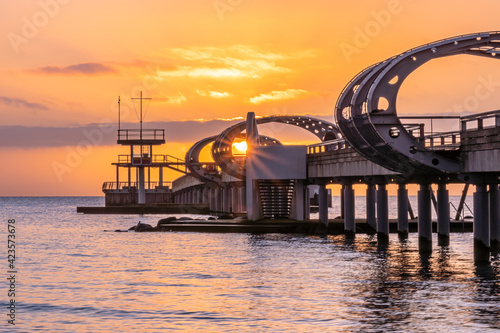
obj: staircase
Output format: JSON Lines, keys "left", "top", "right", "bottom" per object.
{"left": 258, "top": 180, "right": 295, "bottom": 218}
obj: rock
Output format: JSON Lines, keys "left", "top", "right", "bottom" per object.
{"left": 134, "top": 221, "right": 154, "bottom": 232}
{"left": 157, "top": 216, "right": 177, "bottom": 227}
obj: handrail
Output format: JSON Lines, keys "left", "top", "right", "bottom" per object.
{"left": 420, "top": 130, "right": 461, "bottom": 150}
{"left": 307, "top": 138, "right": 349, "bottom": 154}
{"left": 117, "top": 129, "right": 165, "bottom": 141}
{"left": 117, "top": 154, "right": 185, "bottom": 164}
{"left": 460, "top": 109, "right": 500, "bottom": 131}
{"left": 102, "top": 181, "right": 172, "bottom": 191}
{"left": 309, "top": 109, "right": 500, "bottom": 155}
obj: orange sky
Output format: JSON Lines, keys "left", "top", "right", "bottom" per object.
{"left": 2, "top": 0, "right": 500, "bottom": 195}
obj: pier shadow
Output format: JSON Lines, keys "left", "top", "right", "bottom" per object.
{"left": 471, "top": 259, "right": 500, "bottom": 329}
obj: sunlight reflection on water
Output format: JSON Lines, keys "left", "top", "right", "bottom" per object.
{"left": 0, "top": 197, "right": 499, "bottom": 332}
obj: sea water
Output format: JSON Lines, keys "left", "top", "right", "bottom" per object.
{"left": 0, "top": 196, "right": 499, "bottom": 332}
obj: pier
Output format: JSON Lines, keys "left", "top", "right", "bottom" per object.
{"left": 79, "top": 32, "right": 500, "bottom": 261}
{"left": 169, "top": 32, "right": 500, "bottom": 261}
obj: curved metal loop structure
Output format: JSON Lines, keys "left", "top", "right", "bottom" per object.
{"left": 185, "top": 133, "right": 282, "bottom": 183}
{"left": 212, "top": 115, "right": 341, "bottom": 179}
{"left": 335, "top": 31, "right": 500, "bottom": 175}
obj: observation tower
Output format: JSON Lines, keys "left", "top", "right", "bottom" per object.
{"left": 102, "top": 92, "right": 186, "bottom": 206}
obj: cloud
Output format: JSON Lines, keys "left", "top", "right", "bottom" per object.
{"left": 249, "top": 89, "right": 309, "bottom": 104}
{"left": 157, "top": 45, "right": 313, "bottom": 79}
{"left": 0, "top": 96, "right": 49, "bottom": 110}
{"left": 33, "top": 62, "right": 117, "bottom": 75}
{"left": 157, "top": 93, "right": 187, "bottom": 105}
{"left": 196, "top": 90, "right": 232, "bottom": 98}
{"left": 0, "top": 115, "right": 333, "bottom": 148}
{"left": 160, "top": 66, "right": 254, "bottom": 79}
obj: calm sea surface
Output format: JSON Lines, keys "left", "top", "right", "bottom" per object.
{"left": 1, "top": 196, "right": 499, "bottom": 332}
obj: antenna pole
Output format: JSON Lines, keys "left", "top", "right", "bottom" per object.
{"left": 140, "top": 91, "right": 143, "bottom": 139}
{"left": 118, "top": 96, "right": 121, "bottom": 131}
{"left": 131, "top": 91, "right": 151, "bottom": 140}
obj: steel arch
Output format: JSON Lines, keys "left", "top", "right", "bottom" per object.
{"left": 211, "top": 115, "right": 341, "bottom": 179}
{"left": 185, "top": 133, "right": 283, "bottom": 183}
{"left": 335, "top": 31, "right": 500, "bottom": 175}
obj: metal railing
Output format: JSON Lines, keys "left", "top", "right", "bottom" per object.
{"left": 117, "top": 154, "right": 184, "bottom": 164}
{"left": 461, "top": 109, "right": 500, "bottom": 131}
{"left": 420, "top": 130, "right": 461, "bottom": 150}
{"left": 117, "top": 129, "right": 165, "bottom": 141}
{"left": 307, "top": 138, "right": 349, "bottom": 154}
{"left": 307, "top": 110, "right": 500, "bottom": 155}
{"left": 102, "top": 181, "right": 172, "bottom": 191}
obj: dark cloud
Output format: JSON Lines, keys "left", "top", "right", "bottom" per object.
{"left": 34, "top": 62, "right": 116, "bottom": 75}
{"left": 0, "top": 96, "right": 49, "bottom": 111}
{"left": 0, "top": 116, "right": 331, "bottom": 149}
{"left": 0, "top": 121, "right": 236, "bottom": 148}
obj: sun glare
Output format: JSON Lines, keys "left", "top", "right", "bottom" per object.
{"left": 232, "top": 141, "right": 248, "bottom": 155}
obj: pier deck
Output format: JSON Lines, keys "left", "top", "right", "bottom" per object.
{"left": 77, "top": 203, "right": 209, "bottom": 215}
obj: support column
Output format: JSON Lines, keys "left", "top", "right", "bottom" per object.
{"left": 147, "top": 167, "right": 151, "bottom": 190}
{"left": 193, "top": 189, "right": 198, "bottom": 204}
{"left": 397, "top": 183, "right": 409, "bottom": 238}
{"left": 305, "top": 186, "right": 311, "bottom": 221}
{"left": 240, "top": 186, "right": 247, "bottom": 213}
{"left": 246, "top": 179, "right": 262, "bottom": 221}
{"left": 137, "top": 167, "right": 145, "bottom": 204}
{"left": 209, "top": 187, "right": 216, "bottom": 212}
{"left": 128, "top": 167, "right": 131, "bottom": 187}
{"left": 222, "top": 185, "right": 230, "bottom": 214}
{"left": 490, "top": 184, "right": 500, "bottom": 250}
{"left": 216, "top": 187, "right": 223, "bottom": 213}
{"left": 437, "top": 183, "right": 450, "bottom": 246}
{"left": 377, "top": 183, "right": 389, "bottom": 242}
{"left": 319, "top": 183, "right": 329, "bottom": 226}
{"left": 204, "top": 187, "right": 210, "bottom": 204}
{"left": 291, "top": 180, "right": 305, "bottom": 221}
{"left": 231, "top": 186, "right": 239, "bottom": 214}
{"left": 159, "top": 167, "right": 163, "bottom": 187}
{"left": 418, "top": 183, "right": 432, "bottom": 252}
{"left": 116, "top": 165, "right": 119, "bottom": 189}
{"left": 366, "top": 183, "right": 376, "bottom": 231}
{"left": 340, "top": 185, "right": 345, "bottom": 219}
{"left": 474, "top": 184, "right": 490, "bottom": 261}
{"left": 343, "top": 183, "right": 355, "bottom": 237}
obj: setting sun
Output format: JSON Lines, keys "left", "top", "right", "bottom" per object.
{"left": 232, "top": 140, "right": 248, "bottom": 155}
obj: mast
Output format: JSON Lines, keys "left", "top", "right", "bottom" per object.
{"left": 132, "top": 91, "right": 151, "bottom": 140}
{"left": 118, "top": 96, "right": 121, "bottom": 131}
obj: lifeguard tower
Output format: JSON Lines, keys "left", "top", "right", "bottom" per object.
{"left": 102, "top": 92, "right": 187, "bottom": 206}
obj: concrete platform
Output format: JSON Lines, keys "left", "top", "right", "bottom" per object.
{"left": 125, "top": 218, "right": 473, "bottom": 234}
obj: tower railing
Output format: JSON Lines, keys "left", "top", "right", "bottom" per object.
{"left": 117, "top": 129, "right": 165, "bottom": 141}
{"left": 102, "top": 181, "right": 172, "bottom": 191}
